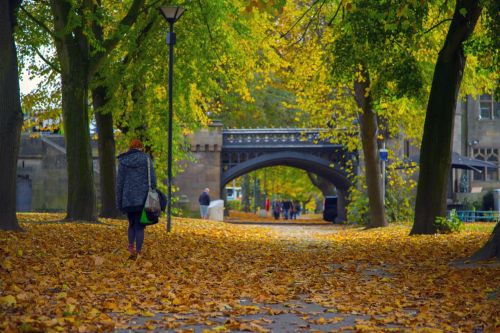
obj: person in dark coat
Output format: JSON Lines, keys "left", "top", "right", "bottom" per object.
{"left": 116, "top": 139, "right": 157, "bottom": 260}
{"left": 272, "top": 199, "right": 281, "bottom": 220}
{"left": 282, "top": 199, "right": 292, "bottom": 220}
{"left": 198, "top": 188, "right": 211, "bottom": 219}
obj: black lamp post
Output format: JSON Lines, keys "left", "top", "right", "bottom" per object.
{"left": 158, "top": 6, "right": 184, "bottom": 232}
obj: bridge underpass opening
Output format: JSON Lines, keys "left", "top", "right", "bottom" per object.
{"left": 173, "top": 127, "right": 356, "bottom": 217}
{"left": 222, "top": 165, "right": 348, "bottom": 223}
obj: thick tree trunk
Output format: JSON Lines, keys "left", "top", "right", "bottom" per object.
{"left": 242, "top": 174, "right": 251, "bottom": 212}
{"left": 60, "top": 72, "right": 97, "bottom": 221}
{"left": 336, "top": 188, "right": 348, "bottom": 223}
{"left": 307, "top": 172, "right": 348, "bottom": 222}
{"left": 0, "top": 0, "right": 24, "bottom": 231}
{"left": 412, "top": 0, "right": 481, "bottom": 235}
{"left": 307, "top": 172, "right": 336, "bottom": 196}
{"left": 354, "top": 66, "right": 387, "bottom": 228}
{"left": 51, "top": 0, "right": 97, "bottom": 221}
{"left": 470, "top": 222, "right": 500, "bottom": 261}
{"left": 93, "top": 86, "right": 120, "bottom": 218}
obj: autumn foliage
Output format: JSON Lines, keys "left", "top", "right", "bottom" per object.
{"left": 0, "top": 214, "right": 498, "bottom": 332}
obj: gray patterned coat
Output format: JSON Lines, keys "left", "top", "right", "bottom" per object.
{"left": 116, "top": 149, "right": 157, "bottom": 212}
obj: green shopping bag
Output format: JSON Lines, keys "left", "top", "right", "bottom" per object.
{"left": 140, "top": 209, "right": 159, "bottom": 225}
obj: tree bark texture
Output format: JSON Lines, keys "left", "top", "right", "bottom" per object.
{"left": 0, "top": 0, "right": 24, "bottom": 231}
{"left": 354, "top": 66, "right": 387, "bottom": 228}
{"left": 307, "top": 172, "right": 348, "bottom": 222}
{"left": 242, "top": 174, "right": 250, "bottom": 212}
{"left": 336, "top": 188, "right": 348, "bottom": 223}
{"left": 470, "top": 222, "right": 500, "bottom": 261}
{"left": 412, "top": 0, "right": 481, "bottom": 235}
{"left": 51, "top": 0, "right": 97, "bottom": 221}
{"left": 307, "top": 172, "right": 336, "bottom": 196}
{"left": 93, "top": 86, "right": 120, "bottom": 218}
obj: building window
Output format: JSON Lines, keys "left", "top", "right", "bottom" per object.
{"left": 473, "top": 148, "right": 499, "bottom": 181}
{"left": 479, "top": 94, "right": 500, "bottom": 120}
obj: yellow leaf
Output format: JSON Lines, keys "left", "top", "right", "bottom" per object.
{"left": 0, "top": 295, "right": 16, "bottom": 306}
{"left": 1, "top": 260, "right": 12, "bottom": 271}
{"left": 103, "top": 301, "right": 117, "bottom": 310}
{"left": 124, "top": 309, "right": 138, "bottom": 315}
{"left": 88, "top": 308, "right": 100, "bottom": 317}
{"left": 142, "top": 311, "right": 155, "bottom": 317}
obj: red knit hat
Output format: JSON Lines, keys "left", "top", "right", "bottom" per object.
{"left": 129, "top": 139, "right": 144, "bottom": 150}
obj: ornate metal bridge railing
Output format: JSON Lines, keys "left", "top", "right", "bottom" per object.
{"left": 222, "top": 128, "right": 334, "bottom": 148}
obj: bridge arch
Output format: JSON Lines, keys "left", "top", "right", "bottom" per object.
{"left": 174, "top": 126, "right": 356, "bottom": 220}
{"left": 221, "top": 151, "right": 351, "bottom": 190}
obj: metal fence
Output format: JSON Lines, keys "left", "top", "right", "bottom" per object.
{"left": 453, "top": 210, "right": 499, "bottom": 222}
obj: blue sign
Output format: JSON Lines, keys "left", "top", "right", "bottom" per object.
{"left": 379, "top": 148, "right": 388, "bottom": 162}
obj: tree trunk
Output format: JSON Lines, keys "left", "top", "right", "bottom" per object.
{"left": 336, "top": 188, "right": 348, "bottom": 223}
{"left": 470, "top": 222, "right": 500, "bottom": 261}
{"left": 354, "top": 65, "right": 387, "bottom": 228}
{"left": 242, "top": 174, "right": 250, "bottom": 212}
{"left": 412, "top": 0, "right": 481, "bottom": 235}
{"left": 93, "top": 86, "right": 120, "bottom": 218}
{"left": 60, "top": 72, "right": 97, "bottom": 221}
{"left": 307, "top": 172, "right": 336, "bottom": 196}
{"left": 51, "top": 0, "right": 97, "bottom": 221}
{"left": 0, "top": 0, "right": 24, "bottom": 231}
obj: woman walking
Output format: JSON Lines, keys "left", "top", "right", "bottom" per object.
{"left": 116, "top": 139, "right": 157, "bottom": 260}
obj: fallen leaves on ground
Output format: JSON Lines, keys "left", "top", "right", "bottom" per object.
{"left": 0, "top": 213, "right": 498, "bottom": 332}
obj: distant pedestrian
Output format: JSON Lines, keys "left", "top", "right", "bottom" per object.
{"left": 116, "top": 139, "right": 157, "bottom": 260}
{"left": 198, "top": 188, "right": 211, "bottom": 219}
{"left": 272, "top": 199, "right": 281, "bottom": 220}
{"left": 282, "top": 199, "right": 292, "bottom": 220}
{"left": 295, "top": 202, "right": 302, "bottom": 218}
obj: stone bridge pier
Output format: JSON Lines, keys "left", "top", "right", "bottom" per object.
{"left": 174, "top": 122, "right": 223, "bottom": 212}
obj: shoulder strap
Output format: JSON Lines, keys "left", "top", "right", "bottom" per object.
{"left": 147, "top": 156, "right": 152, "bottom": 190}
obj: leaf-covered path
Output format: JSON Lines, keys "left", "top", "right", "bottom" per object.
{"left": 0, "top": 213, "right": 498, "bottom": 332}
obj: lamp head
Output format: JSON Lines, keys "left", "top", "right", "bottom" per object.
{"left": 158, "top": 6, "right": 185, "bottom": 23}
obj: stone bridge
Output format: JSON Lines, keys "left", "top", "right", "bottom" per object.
{"left": 174, "top": 123, "right": 356, "bottom": 220}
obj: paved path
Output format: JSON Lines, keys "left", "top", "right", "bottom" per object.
{"left": 113, "top": 297, "right": 388, "bottom": 333}
{"left": 112, "top": 222, "right": 383, "bottom": 333}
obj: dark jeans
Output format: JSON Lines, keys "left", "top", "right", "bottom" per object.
{"left": 127, "top": 211, "right": 145, "bottom": 253}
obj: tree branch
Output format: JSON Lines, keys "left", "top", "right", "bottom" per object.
{"left": 20, "top": 5, "right": 57, "bottom": 40}
{"left": 327, "top": 0, "right": 343, "bottom": 26}
{"left": 280, "top": 0, "right": 321, "bottom": 39}
{"left": 424, "top": 18, "right": 452, "bottom": 34}
{"left": 88, "top": 0, "right": 146, "bottom": 79}
{"left": 197, "top": 0, "right": 224, "bottom": 65}
{"left": 441, "top": 1, "right": 482, "bottom": 60}
{"left": 32, "top": 46, "right": 61, "bottom": 74}
{"left": 289, "top": 0, "right": 326, "bottom": 47}
{"left": 307, "top": 172, "right": 321, "bottom": 188}
{"left": 143, "top": 0, "right": 164, "bottom": 12}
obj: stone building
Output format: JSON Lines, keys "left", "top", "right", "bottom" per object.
{"left": 16, "top": 134, "right": 99, "bottom": 212}
{"left": 452, "top": 93, "right": 500, "bottom": 204}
